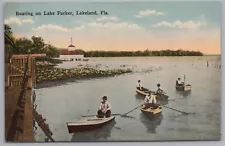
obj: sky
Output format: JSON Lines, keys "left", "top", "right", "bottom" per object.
{"left": 3, "top": 2, "right": 221, "bottom": 54}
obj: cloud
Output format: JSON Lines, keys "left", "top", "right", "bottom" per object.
{"left": 87, "top": 22, "right": 141, "bottom": 30}
{"left": 4, "top": 17, "right": 34, "bottom": 25}
{"left": 152, "top": 20, "right": 206, "bottom": 29}
{"left": 135, "top": 9, "right": 164, "bottom": 18}
{"left": 32, "top": 21, "right": 142, "bottom": 33}
{"left": 97, "top": 16, "right": 118, "bottom": 21}
{"left": 73, "top": 24, "right": 85, "bottom": 31}
{"left": 22, "top": 19, "right": 34, "bottom": 23}
{"left": 32, "top": 24, "right": 70, "bottom": 32}
{"left": 134, "top": 15, "right": 143, "bottom": 18}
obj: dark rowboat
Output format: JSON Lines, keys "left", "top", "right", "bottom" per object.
{"left": 176, "top": 75, "right": 192, "bottom": 91}
{"left": 140, "top": 105, "right": 163, "bottom": 118}
{"left": 155, "top": 93, "right": 169, "bottom": 100}
{"left": 66, "top": 116, "right": 115, "bottom": 133}
{"left": 176, "top": 84, "right": 191, "bottom": 91}
{"left": 136, "top": 88, "right": 169, "bottom": 100}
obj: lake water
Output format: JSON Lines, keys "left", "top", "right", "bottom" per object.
{"left": 34, "top": 56, "right": 221, "bottom": 142}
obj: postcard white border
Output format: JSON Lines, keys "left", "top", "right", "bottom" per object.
{"left": 0, "top": 0, "right": 224, "bottom": 146}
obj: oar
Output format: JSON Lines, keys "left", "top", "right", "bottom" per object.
{"left": 82, "top": 113, "right": 121, "bottom": 117}
{"left": 163, "top": 105, "right": 189, "bottom": 115}
{"left": 82, "top": 105, "right": 142, "bottom": 118}
{"left": 82, "top": 113, "right": 136, "bottom": 119}
{"left": 120, "top": 105, "right": 142, "bottom": 117}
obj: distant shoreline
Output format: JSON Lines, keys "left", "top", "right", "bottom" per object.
{"left": 81, "top": 55, "right": 220, "bottom": 58}
{"left": 82, "top": 55, "right": 220, "bottom": 57}
{"left": 73, "top": 49, "right": 205, "bottom": 57}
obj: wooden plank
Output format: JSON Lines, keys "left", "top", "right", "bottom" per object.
{"left": 33, "top": 110, "right": 54, "bottom": 142}
{"left": 5, "top": 87, "right": 19, "bottom": 140}
{"left": 22, "top": 89, "right": 34, "bottom": 142}
{"left": 11, "top": 54, "right": 46, "bottom": 59}
{"left": 5, "top": 86, "right": 23, "bottom": 141}
{"left": 27, "top": 77, "right": 33, "bottom": 89}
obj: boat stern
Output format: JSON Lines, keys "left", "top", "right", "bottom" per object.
{"left": 184, "top": 85, "right": 191, "bottom": 91}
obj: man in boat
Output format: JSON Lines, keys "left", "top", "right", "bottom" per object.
{"left": 136, "top": 80, "right": 149, "bottom": 91}
{"left": 143, "top": 91, "right": 159, "bottom": 109}
{"left": 176, "top": 78, "right": 184, "bottom": 86}
{"left": 136, "top": 80, "right": 143, "bottom": 90}
{"left": 156, "top": 83, "right": 164, "bottom": 95}
{"left": 97, "top": 96, "right": 111, "bottom": 118}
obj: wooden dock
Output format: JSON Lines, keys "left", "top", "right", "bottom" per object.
{"left": 5, "top": 55, "right": 35, "bottom": 142}
{"left": 5, "top": 86, "right": 34, "bottom": 142}
{"left": 5, "top": 54, "right": 53, "bottom": 142}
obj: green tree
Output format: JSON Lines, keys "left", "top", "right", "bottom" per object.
{"left": 4, "top": 24, "right": 13, "bottom": 37}
{"left": 31, "top": 36, "right": 45, "bottom": 54}
{"left": 4, "top": 24, "right": 14, "bottom": 62}
{"left": 43, "top": 44, "right": 60, "bottom": 57}
{"left": 14, "top": 38, "right": 33, "bottom": 54}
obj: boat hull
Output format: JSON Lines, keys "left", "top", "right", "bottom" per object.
{"left": 140, "top": 105, "right": 163, "bottom": 119}
{"left": 67, "top": 116, "right": 115, "bottom": 133}
{"left": 136, "top": 88, "right": 148, "bottom": 96}
{"left": 136, "top": 88, "right": 169, "bottom": 100}
{"left": 155, "top": 94, "right": 169, "bottom": 100}
{"left": 176, "top": 84, "right": 191, "bottom": 91}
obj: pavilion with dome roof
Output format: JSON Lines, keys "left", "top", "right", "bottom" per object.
{"left": 59, "top": 37, "right": 84, "bottom": 61}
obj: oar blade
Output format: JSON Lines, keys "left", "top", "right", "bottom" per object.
{"left": 120, "top": 114, "right": 136, "bottom": 119}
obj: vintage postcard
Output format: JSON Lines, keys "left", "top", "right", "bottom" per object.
{"left": 4, "top": 1, "right": 221, "bottom": 142}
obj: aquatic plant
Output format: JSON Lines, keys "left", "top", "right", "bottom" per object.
{"left": 36, "top": 65, "right": 132, "bottom": 83}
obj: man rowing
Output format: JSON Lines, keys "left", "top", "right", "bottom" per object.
{"left": 136, "top": 80, "right": 143, "bottom": 90}
{"left": 97, "top": 96, "right": 111, "bottom": 118}
{"left": 136, "top": 80, "right": 148, "bottom": 91}
{"left": 176, "top": 78, "right": 184, "bottom": 86}
{"left": 143, "top": 91, "right": 159, "bottom": 109}
{"left": 156, "top": 83, "right": 164, "bottom": 95}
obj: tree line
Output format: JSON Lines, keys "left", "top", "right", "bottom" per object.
{"left": 83, "top": 50, "right": 203, "bottom": 57}
{"left": 5, "top": 24, "right": 60, "bottom": 58}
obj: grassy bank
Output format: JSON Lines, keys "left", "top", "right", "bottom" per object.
{"left": 36, "top": 65, "right": 132, "bottom": 83}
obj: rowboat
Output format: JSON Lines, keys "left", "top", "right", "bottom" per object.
{"left": 66, "top": 116, "right": 115, "bottom": 133}
{"left": 136, "top": 88, "right": 149, "bottom": 96}
{"left": 176, "top": 84, "right": 191, "bottom": 91}
{"left": 140, "top": 105, "right": 163, "bottom": 118}
{"left": 136, "top": 88, "right": 169, "bottom": 100}
{"left": 70, "top": 120, "right": 116, "bottom": 141}
{"left": 176, "top": 75, "right": 191, "bottom": 91}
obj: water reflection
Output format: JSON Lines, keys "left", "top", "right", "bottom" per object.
{"left": 139, "top": 114, "right": 163, "bottom": 133}
{"left": 175, "top": 90, "right": 191, "bottom": 98}
{"left": 158, "top": 100, "right": 168, "bottom": 105}
{"left": 70, "top": 120, "right": 116, "bottom": 142}
{"left": 135, "top": 94, "right": 145, "bottom": 100}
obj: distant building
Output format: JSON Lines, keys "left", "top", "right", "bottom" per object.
{"left": 59, "top": 37, "right": 84, "bottom": 61}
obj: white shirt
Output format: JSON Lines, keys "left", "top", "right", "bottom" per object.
{"left": 149, "top": 95, "right": 157, "bottom": 104}
{"left": 177, "top": 80, "right": 182, "bottom": 84}
{"left": 136, "top": 82, "right": 142, "bottom": 89}
{"left": 99, "top": 102, "right": 111, "bottom": 111}
{"left": 144, "top": 95, "right": 157, "bottom": 104}
{"left": 157, "top": 87, "right": 163, "bottom": 93}
{"left": 144, "top": 95, "right": 150, "bottom": 103}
